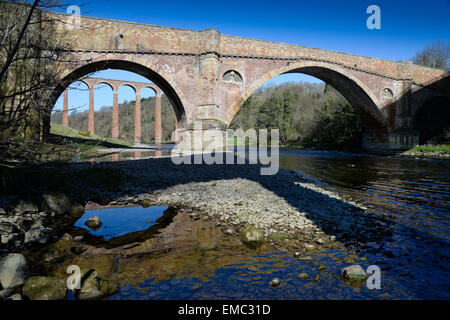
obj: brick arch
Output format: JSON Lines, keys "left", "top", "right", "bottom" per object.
{"left": 225, "top": 61, "right": 386, "bottom": 131}
{"left": 51, "top": 59, "right": 187, "bottom": 127}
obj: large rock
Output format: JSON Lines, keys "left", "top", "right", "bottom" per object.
{"left": 77, "top": 269, "right": 103, "bottom": 300}
{"left": 0, "top": 253, "right": 29, "bottom": 289}
{"left": 24, "top": 224, "right": 51, "bottom": 244}
{"left": 99, "top": 279, "right": 120, "bottom": 297}
{"left": 12, "top": 198, "right": 38, "bottom": 214}
{"left": 341, "top": 265, "right": 367, "bottom": 281}
{"left": 22, "top": 276, "right": 67, "bottom": 300}
{"left": 84, "top": 216, "right": 103, "bottom": 230}
{"left": 46, "top": 233, "right": 73, "bottom": 260}
{"left": 239, "top": 225, "right": 264, "bottom": 248}
{"left": 42, "top": 193, "right": 72, "bottom": 215}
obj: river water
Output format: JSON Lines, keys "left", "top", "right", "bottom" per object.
{"left": 53, "top": 148, "right": 450, "bottom": 299}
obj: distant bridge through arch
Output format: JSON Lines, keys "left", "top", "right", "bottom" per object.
{"left": 42, "top": 11, "right": 450, "bottom": 149}
{"left": 60, "top": 77, "right": 176, "bottom": 143}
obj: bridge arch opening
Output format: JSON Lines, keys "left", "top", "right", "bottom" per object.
{"left": 47, "top": 60, "right": 186, "bottom": 138}
{"left": 413, "top": 96, "right": 450, "bottom": 144}
{"left": 229, "top": 65, "right": 387, "bottom": 149}
{"left": 49, "top": 61, "right": 181, "bottom": 143}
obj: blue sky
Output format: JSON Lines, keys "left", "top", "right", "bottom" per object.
{"left": 53, "top": 0, "right": 450, "bottom": 113}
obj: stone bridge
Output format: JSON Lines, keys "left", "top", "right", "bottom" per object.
{"left": 45, "top": 11, "right": 449, "bottom": 149}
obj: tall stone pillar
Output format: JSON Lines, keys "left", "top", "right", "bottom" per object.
{"left": 112, "top": 88, "right": 119, "bottom": 140}
{"left": 174, "top": 28, "right": 226, "bottom": 152}
{"left": 88, "top": 85, "right": 94, "bottom": 134}
{"left": 134, "top": 91, "right": 141, "bottom": 143}
{"left": 62, "top": 89, "right": 69, "bottom": 127}
{"left": 174, "top": 117, "right": 179, "bottom": 142}
{"left": 155, "top": 92, "right": 162, "bottom": 145}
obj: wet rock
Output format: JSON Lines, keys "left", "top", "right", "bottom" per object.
{"left": 341, "top": 265, "right": 367, "bottom": 280}
{"left": 298, "top": 273, "right": 309, "bottom": 279}
{"left": 7, "top": 293, "right": 22, "bottom": 300}
{"left": 12, "top": 198, "right": 39, "bottom": 214}
{"left": 0, "top": 289, "right": 14, "bottom": 300}
{"left": 269, "top": 278, "right": 280, "bottom": 287}
{"left": 298, "top": 256, "right": 313, "bottom": 261}
{"left": 46, "top": 233, "right": 73, "bottom": 260}
{"left": 99, "top": 279, "right": 120, "bottom": 297}
{"left": 85, "top": 216, "right": 103, "bottom": 230}
{"left": 74, "top": 236, "right": 84, "bottom": 242}
{"left": 22, "top": 276, "right": 67, "bottom": 300}
{"left": 330, "top": 236, "right": 336, "bottom": 241}
{"left": 42, "top": 193, "right": 77, "bottom": 217}
{"left": 0, "top": 208, "right": 6, "bottom": 215}
{"left": 24, "top": 223, "right": 51, "bottom": 244}
{"left": 240, "top": 225, "right": 264, "bottom": 247}
{"left": 224, "top": 228, "right": 234, "bottom": 236}
{"left": 78, "top": 269, "right": 102, "bottom": 300}
{"left": 0, "top": 253, "right": 30, "bottom": 289}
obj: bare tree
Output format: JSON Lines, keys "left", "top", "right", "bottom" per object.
{"left": 412, "top": 41, "right": 450, "bottom": 70}
{"left": 0, "top": 0, "right": 73, "bottom": 141}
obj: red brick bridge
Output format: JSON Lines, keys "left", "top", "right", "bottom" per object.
{"left": 61, "top": 78, "right": 172, "bottom": 143}
{"left": 46, "top": 11, "right": 449, "bottom": 149}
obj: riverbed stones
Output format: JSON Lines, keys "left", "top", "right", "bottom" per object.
{"left": 22, "top": 276, "right": 67, "bottom": 300}
{"left": 0, "top": 253, "right": 29, "bottom": 289}
{"left": 298, "top": 273, "right": 309, "bottom": 279}
{"left": 85, "top": 216, "right": 103, "bottom": 230}
{"left": 240, "top": 225, "right": 264, "bottom": 247}
{"left": 341, "top": 265, "right": 367, "bottom": 280}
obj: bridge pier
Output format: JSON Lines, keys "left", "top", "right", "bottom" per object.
{"left": 88, "top": 85, "right": 94, "bottom": 134}
{"left": 155, "top": 92, "right": 162, "bottom": 145}
{"left": 134, "top": 91, "right": 141, "bottom": 143}
{"left": 112, "top": 88, "right": 119, "bottom": 140}
{"left": 62, "top": 89, "right": 69, "bottom": 127}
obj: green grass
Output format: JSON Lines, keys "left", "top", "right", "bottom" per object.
{"left": 408, "top": 144, "right": 450, "bottom": 153}
{"left": 50, "top": 123, "right": 132, "bottom": 147}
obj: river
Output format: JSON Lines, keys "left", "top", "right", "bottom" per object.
{"left": 50, "top": 148, "right": 450, "bottom": 299}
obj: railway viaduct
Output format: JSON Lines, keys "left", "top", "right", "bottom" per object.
{"left": 45, "top": 11, "right": 449, "bottom": 150}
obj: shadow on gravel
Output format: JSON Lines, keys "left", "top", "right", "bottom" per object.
{"left": 1, "top": 152, "right": 394, "bottom": 249}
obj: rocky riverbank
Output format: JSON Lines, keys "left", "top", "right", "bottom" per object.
{"left": 0, "top": 154, "right": 391, "bottom": 299}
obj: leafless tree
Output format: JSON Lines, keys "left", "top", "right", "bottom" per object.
{"left": 412, "top": 41, "right": 450, "bottom": 70}
{"left": 0, "top": 0, "right": 76, "bottom": 141}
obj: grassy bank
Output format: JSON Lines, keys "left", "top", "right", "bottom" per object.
{"left": 0, "top": 124, "right": 133, "bottom": 167}
{"left": 402, "top": 144, "right": 450, "bottom": 158}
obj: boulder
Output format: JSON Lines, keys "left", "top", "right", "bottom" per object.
{"left": 12, "top": 198, "right": 38, "bottom": 214}
{"left": 99, "top": 279, "right": 120, "bottom": 297}
{"left": 42, "top": 193, "right": 72, "bottom": 215}
{"left": 22, "top": 276, "right": 67, "bottom": 300}
{"left": 24, "top": 223, "right": 51, "bottom": 244}
{"left": 341, "top": 265, "right": 367, "bottom": 281}
{"left": 239, "top": 225, "right": 264, "bottom": 248}
{"left": 7, "top": 293, "right": 22, "bottom": 300}
{"left": 84, "top": 216, "right": 103, "bottom": 230}
{"left": 0, "top": 208, "right": 6, "bottom": 215}
{"left": 77, "top": 269, "right": 103, "bottom": 300}
{"left": 46, "top": 233, "right": 73, "bottom": 260}
{"left": 0, "top": 289, "right": 14, "bottom": 300}
{"left": 0, "top": 253, "right": 29, "bottom": 289}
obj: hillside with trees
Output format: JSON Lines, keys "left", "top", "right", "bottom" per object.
{"left": 229, "top": 82, "right": 362, "bottom": 149}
